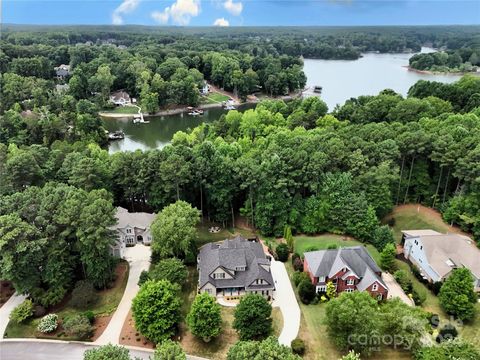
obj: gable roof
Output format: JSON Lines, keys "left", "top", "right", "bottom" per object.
{"left": 412, "top": 232, "right": 480, "bottom": 279}
{"left": 402, "top": 230, "right": 442, "bottom": 237}
{"left": 110, "top": 90, "right": 130, "bottom": 102}
{"left": 198, "top": 236, "right": 274, "bottom": 290}
{"left": 114, "top": 207, "right": 155, "bottom": 230}
{"left": 304, "top": 246, "right": 387, "bottom": 289}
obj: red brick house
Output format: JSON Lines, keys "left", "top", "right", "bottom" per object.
{"left": 303, "top": 246, "right": 388, "bottom": 300}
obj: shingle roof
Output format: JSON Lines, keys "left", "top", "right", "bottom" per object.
{"left": 198, "top": 236, "right": 274, "bottom": 290}
{"left": 402, "top": 230, "right": 442, "bottom": 237}
{"left": 114, "top": 207, "right": 155, "bottom": 230}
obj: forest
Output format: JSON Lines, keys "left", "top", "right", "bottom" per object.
{"left": 409, "top": 47, "right": 480, "bottom": 73}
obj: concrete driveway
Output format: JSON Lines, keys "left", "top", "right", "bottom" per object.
{"left": 270, "top": 259, "right": 301, "bottom": 346}
{"left": 382, "top": 272, "right": 415, "bottom": 306}
{"left": 0, "top": 294, "right": 27, "bottom": 338}
{"left": 95, "top": 244, "right": 151, "bottom": 345}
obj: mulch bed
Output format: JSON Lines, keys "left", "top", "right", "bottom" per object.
{"left": 0, "top": 280, "right": 15, "bottom": 308}
{"left": 119, "top": 310, "right": 155, "bottom": 349}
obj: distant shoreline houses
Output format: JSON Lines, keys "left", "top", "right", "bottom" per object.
{"left": 402, "top": 229, "right": 480, "bottom": 292}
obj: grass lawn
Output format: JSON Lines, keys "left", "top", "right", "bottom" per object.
{"left": 202, "top": 92, "right": 230, "bottom": 104}
{"left": 4, "top": 261, "right": 129, "bottom": 340}
{"left": 101, "top": 106, "right": 139, "bottom": 114}
{"left": 294, "top": 234, "right": 381, "bottom": 264}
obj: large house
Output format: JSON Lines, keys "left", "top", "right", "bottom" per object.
{"left": 55, "top": 64, "right": 71, "bottom": 80}
{"left": 303, "top": 246, "right": 388, "bottom": 300}
{"left": 402, "top": 230, "right": 480, "bottom": 292}
{"left": 198, "top": 236, "right": 275, "bottom": 299}
{"left": 110, "top": 90, "right": 132, "bottom": 106}
{"left": 111, "top": 207, "right": 155, "bottom": 258}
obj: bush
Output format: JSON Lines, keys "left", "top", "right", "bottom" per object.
{"left": 149, "top": 258, "right": 188, "bottom": 286}
{"left": 70, "top": 281, "right": 98, "bottom": 309}
{"left": 393, "top": 270, "right": 412, "bottom": 292}
{"left": 276, "top": 243, "right": 289, "bottom": 262}
{"left": 83, "top": 311, "right": 95, "bottom": 324}
{"left": 63, "top": 314, "right": 94, "bottom": 340}
{"left": 292, "top": 272, "right": 310, "bottom": 287}
{"left": 138, "top": 270, "right": 150, "bottom": 286}
{"left": 37, "top": 314, "right": 58, "bottom": 333}
{"left": 412, "top": 289, "right": 427, "bottom": 306}
{"left": 326, "top": 243, "right": 338, "bottom": 250}
{"left": 304, "top": 245, "right": 320, "bottom": 253}
{"left": 84, "top": 344, "right": 131, "bottom": 360}
{"left": 436, "top": 324, "right": 458, "bottom": 343}
{"left": 293, "top": 257, "right": 304, "bottom": 272}
{"left": 298, "top": 279, "right": 316, "bottom": 304}
{"left": 153, "top": 340, "right": 186, "bottom": 360}
{"left": 10, "top": 299, "right": 34, "bottom": 324}
{"left": 291, "top": 253, "right": 300, "bottom": 264}
{"left": 291, "top": 338, "right": 305, "bottom": 355}
{"left": 430, "top": 281, "right": 442, "bottom": 295}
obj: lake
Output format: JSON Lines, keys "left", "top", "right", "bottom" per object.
{"left": 104, "top": 48, "right": 463, "bottom": 152}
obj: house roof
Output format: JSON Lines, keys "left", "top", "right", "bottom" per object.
{"left": 304, "top": 246, "right": 387, "bottom": 290}
{"left": 198, "top": 236, "right": 274, "bottom": 290}
{"left": 114, "top": 207, "right": 155, "bottom": 230}
{"left": 110, "top": 90, "right": 131, "bottom": 102}
{"left": 402, "top": 230, "right": 442, "bottom": 237}
{"left": 414, "top": 233, "right": 480, "bottom": 279}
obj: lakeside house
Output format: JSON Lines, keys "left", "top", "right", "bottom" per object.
{"left": 402, "top": 230, "right": 480, "bottom": 291}
{"left": 111, "top": 207, "right": 155, "bottom": 258}
{"left": 55, "top": 64, "right": 71, "bottom": 80}
{"left": 197, "top": 236, "right": 275, "bottom": 299}
{"left": 109, "top": 90, "right": 132, "bottom": 106}
{"left": 303, "top": 246, "right": 389, "bottom": 300}
{"left": 201, "top": 83, "right": 210, "bottom": 95}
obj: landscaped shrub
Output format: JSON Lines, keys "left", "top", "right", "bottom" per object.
{"left": 63, "top": 314, "right": 94, "bottom": 340}
{"left": 412, "top": 288, "right": 427, "bottom": 306}
{"left": 276, "top": 243, "right": 289, "bottom": 262}
{"left": 292, "top": 272, "right": 310, "bottom": 287}
{"left": 430, "top": 281, "right": 443, "bottom": 295}
{"left": 9, "top": 299, "right": 34, "bottom": 324}
{"left": 70, "top": 280, "right": 98, "bottom": 309}
{"left": 293, "top": 257, "right": 304, "bottom": 272}
{"left": 37, "top": 314, "right": 58, "bottom": 333}
{"left": 298, "top": 279, "right": 316, "bottom": 304}
{"left": 291, "top": 338, "right": 305, "bottom": 355}
{"left": 291, "top": 253, "right": 300, "bottom": 264}
{"left": 394, "top": 270, "right": 412, "bottom": 293}
{"left": 138, "top": 270, "right": 150, "bottom": 286}
{"left": 83, "top": 311, "right": 95, "bottom": 324}
{"left": 326, "top": 243, "right": 338, "bottom": 250}
{"left": 304, "top": 245, "right": 320, "bottom": 253}
{"left": 436, "top": 324, "right": 458, "bottom": 343}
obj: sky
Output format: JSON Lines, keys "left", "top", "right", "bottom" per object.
{"left": 3, "top": 0, "right": 479, "bottom": 27}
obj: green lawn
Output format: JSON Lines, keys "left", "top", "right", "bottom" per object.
{"left": 202, "top": 92, "right": 230, "bottom": 104}
{"left": 294, "top": 234, "right": 381, "bottom": 264}
{"left": 4, "top": 261, "right": 129, "bottom": 340}
{"left": 101, "top": 106, "right": 139, "bottom": 114}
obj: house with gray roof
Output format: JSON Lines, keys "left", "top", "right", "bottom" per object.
{"left": 402, "top": 230, "right": 480, "bottom": 291}
{"left": 303, "top": 246, "right": 388, "bottom": 300}
{"left": 197, "top": 236, "right": 275, "bottom": 299}
{"left": 111, "top": 207, "right": 156, "bottom": 258}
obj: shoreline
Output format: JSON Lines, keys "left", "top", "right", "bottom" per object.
{"left": 403, "top": 65, "right": 475, "bottom": 76}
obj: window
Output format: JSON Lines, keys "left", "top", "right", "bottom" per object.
{"left": 420, "top": 246, "right": 423, "bottom": 250}
{"left": 317, "top": 285, "right": 327, "bottom": 293}
{"left": 236, "top": 266, "right": 245, "bottom": 271}
{"left": 372, "top": 283, "right": 378, "bottom": 291}
{"left": 377, "top": 294, "right": 383, "bottom": 301}
{"left": 319, "top": 276, "right": 326, "bottom": 283}
{"left": 213, "top": 273, "right": 225, "bottom": 279}
{"left": 345, "top": 289, "right": 354, "bottom": 293}
{"left": 347, "top": 279, "right": 355, "bottom": 286}
{"left": 126, "top": 228, "right": 132, "bottom": 234}
{"left": 205, "top": 289, "right": 211, "bottom": 294}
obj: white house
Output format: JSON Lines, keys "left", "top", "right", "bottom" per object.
{"left": 111, "top": 207, "right": 155, "bottom": 258}
{"left": 402, "top": 229, "right": 480, "bottom": 292}
{"left": 109, "top": 90, "right": 131, "bottom": 106}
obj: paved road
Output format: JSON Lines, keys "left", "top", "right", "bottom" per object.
{"left": 0, "top": 339, "right": 207, "bottom": 360}
{"left": 95, "top": 244, "right": 151, "bottom": 344}
{"left": 271, "top": 259, "right": 301, "bottom": 346}
{"left": 382, "top": 272, "right": 415, "bottom": 306}
{"left": 0, "top": 294, "right": 27, "bottom": 338}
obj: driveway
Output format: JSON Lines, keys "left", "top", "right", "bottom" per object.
{"left": 0, "top": 339, "right": 207, "bottom": 360}
{"left": 95, "top": 244, "right": 151, "bottom": 344}
{"left": 382, "top": 272, "right": 415, "bottom": 306}
{"left": 270, "top": 259, "right": 301, "bottom": 346}
{"left": 0, "top": 294, "right": 27, "bottom": 338}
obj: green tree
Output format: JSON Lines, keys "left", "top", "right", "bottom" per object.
{"left": 187, "top": 293, "right": 222, "bottom": 342}
{"left": 439, "top": 268, "right": 477, "bottom": 321}
{"left": 276, "top": 243, "right": 290, "bottom": 262}
{"left": 326, "top": 281, "right": 337, "bottom": 300}
{"left": 83, "top": 344, "right": 131, "bottom": 360}
{"left": 149, "top": 258, "right": 188, "bottom": 286}
{"left": 284, "top": 225, "right": 294, "bottom": 252}
{"left": 132, "top": 280, "right": 181, "bottom": 343}
{"left": 151, "top": 200, "right": 200, "bottom": 260}
{"left": 298, "top": 279, "right": 316, "bottom": 304}
{"left": 233, "top": 294, "right": 272, "bottom": 340}
{"left": 153, "top": 340, "right": 186, "bottom": 360}
{"left": 379, "top": 243, "right": 397, "bottom": 272}
{"left": 227, "top": 336, "right": 301, "bottom": 360}
{"left": 414, "top": 338, "right": 480, "bottom": 360}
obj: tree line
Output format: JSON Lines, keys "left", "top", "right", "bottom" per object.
{"left": 409, "top": 47, "right": 480, "bottom": 73}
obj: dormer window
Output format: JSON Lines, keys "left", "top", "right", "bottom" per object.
{"left": 126, "top": 228, "right": 132, "bottom": 234}
{"left": 236, "top": 266, "right": 245, "bottom": 271}
{"left": 213, "top": 273, "right": 225, "bottom": 279}
{"left": 372, "top": 283, "right": 378, "bottom": 291}
{"left": 347, "top": 279, "right": 355, "bottom": 286}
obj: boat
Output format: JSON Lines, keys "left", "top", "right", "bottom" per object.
{"left": 313, "top": 85, "right": 323, "bottom": 94}
{"left": 188, "top": 110, "right": 201, "bottom": 116}
{"left": 224, "top": 105, "right": 236, "bottom": 110}
{"left": 108, "top": 130, "right": 125, "bottom": 140}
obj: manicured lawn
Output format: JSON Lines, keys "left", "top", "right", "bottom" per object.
{"left": 202, "top": 92, "right": 230, "bottom": 104}
{"left": 294, "top": 234, "right": 381, "bottom": 264}
{"left": 4, "top": 261, "right": 129, "bottom": 340}
{"left": 102, "top": 106, "right": 139, "bottom": 114}
{"left": 196, "top": 224, "right": 258, "bottom": 248}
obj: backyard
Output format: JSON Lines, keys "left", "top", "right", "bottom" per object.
{"left": 201, "top": 92, "right": 230, "bottom": 104}
{"left": 101, "top": 105, "right": 139, "bottom": 114}
{"left": 4, "top": 261, "right": 129, "bottom": 341}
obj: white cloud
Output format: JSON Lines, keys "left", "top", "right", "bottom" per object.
{"left": 151, "top": 0, "right": 201, "bottom": 25}
{"left": 223, "top": 0, "right": 242, "bottom": 16}
{"left": 213, "top": 17, "right": 229, "bottom": 26}
{"left": 112, "top": 0, "right": 141, "bottom": 25}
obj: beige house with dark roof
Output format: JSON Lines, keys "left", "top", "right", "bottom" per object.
{"left": 403, "top": 230, "right": 480, "bottom": 291}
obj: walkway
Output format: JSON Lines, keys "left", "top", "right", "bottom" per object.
{"left": 382, "top": 272, "right": 415, "bottom": 306}
{"left": 270, "top": 259, "right": 301, "bottom": 346}
{"left": 0, "top": 294, "right": 26, "bottom": 338}
{"left": 94, "top": 244, "right": 150, "bottom": 345}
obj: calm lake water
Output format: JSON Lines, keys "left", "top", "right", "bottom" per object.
{"left": 105, "top": 48, "right": 463, "bottom": 152}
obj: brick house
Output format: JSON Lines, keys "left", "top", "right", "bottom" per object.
{"left": 303, "top": 246, "right": 388, "bottom": 300}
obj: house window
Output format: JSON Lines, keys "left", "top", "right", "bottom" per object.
{"left": 236, "top": 266, "right": 245, "bottom": 271}
{"left": 345, "top": 288, "right": 354, "bottom": 293}
{"left": 414, "top": 240, "right": 418, "bottom": 245}
{"left": 372, "top": 283, "right": 378, "bottom": 291}
{"left": 347, "top": 279, "right": 355, "bottom": 286}
{"left": 319, "top": 276, "right": 326, "bottom": 283}
{"left": 317, "top": 285, "right": 327, "bottom": 293}
{"left": 126, "top": 228, "right": 132, "bottom": 234}
{"left": 205, "top": 289, "right": 211, "bottom": 294}
{"left": 213, "top": 273, "right": 225, "bottom": 279}
{"left": 420, "top": 246, "right": 423, "bottom": 250}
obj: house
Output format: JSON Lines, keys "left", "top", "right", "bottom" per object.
{"left": 110, "top": 207, "right": 155, "bottom": 258}
{"left": 200, "top": 83, "right": 210, "bottom": 95}
{"left": 402, "top": 230, "right": 480, "bottom": 291}
{"left": 55, "top": 64, "right": 71, "bottom": 79}
{"left": 198, "top": 236, "right": 275, "bottom": 299}
{"left": 110, "top": 90, "right": 131, "bottom": 106}
{"left": 303, "top": 246, "right": 388, "bottom": 301}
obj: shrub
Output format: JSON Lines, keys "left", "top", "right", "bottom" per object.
{"left": 298, "top": 279, "right": 316, "bottom": 304}
{"left": 394, "top": 270, "right": 412, "bottom": 292}
{"left": 430, "top": 281, "right": 442, "bottom": 295}
{"left": 293, "top": 257, "right": 304, "bottom": 272}
{"left": 63, "top": 314, "right": 94, "bottom": 340}
{"left": 291, "top": 338, "right": 305, "bottom": 355}
{"left": 291, "top": 253, "right": 300, "bottom": 264}
{"left": 83, "top": 311, "right": 95, "bottom": 324}
{"left": 10, "top": 299, "right": 34, "bottom": 324}
{"left": 292, "top": 272, "right": 310, "bottom": 287}
{"left": 276, "top": 243, "right": 289, "bottom": 262}
{"left": 37, "top": 314, "right": 58, "bottom": 333}
{"left": 153, "top": 340, "right": 186, "bottom": 360}
{"left": 412, "top": 289, "right": 427, "bottom": 306}
{"left": 70, "top": 281, "right": 98, "bottom": 309}
{"left": 149, "top": 258, "right": 188, "bottom": 286}
{"left": 326, "top": 243, "right": 338, "bottom": 250}
{"left": 436, "top": 324, "right": 458, "bottom": 343}
{"left": 84, "top": 344, "right": 131, "bottom": 360}
{"left": 138, "top": 270, "right": 150, "bottom": 286}
{"left": 304, "top": 245, "right": 320, "bottom": 253}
